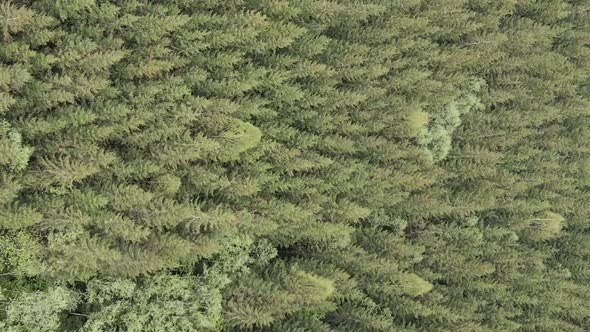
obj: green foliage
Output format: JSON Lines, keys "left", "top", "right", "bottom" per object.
{"left": 0, "top": 2, "right": 34, "bottom": 42}
{"left": 522, "top": 211, "right": 565, "bottom": 242}
{"left": 81, "top": 274, "right": 222, "bottom": 332}
{"left": 0, "top": 231, "right": 42, "bottom": 275}
{"left": 223, "top": 263, "right": 335, "bottom": 329}
{"left": 0, "top": 121, "right": 33, "bottom": 172}
{"left": 216, "top": 119, "right": 262, "bottom": 162}
{"left": 424, "top": 79, "right": 485, "bottom": 162}
{"left": 1, "top": 286, "right": 79, "bottom": 332}
{"left": 0, "top": 0, "right": 589, "bottom": 331}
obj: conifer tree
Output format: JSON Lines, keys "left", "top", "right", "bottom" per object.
{"left": 0, "top": 0, "right": 589, "bottom": 331}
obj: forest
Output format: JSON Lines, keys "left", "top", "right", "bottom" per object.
{"left": 0, "top": 0, "right": 589, "bottom": 331}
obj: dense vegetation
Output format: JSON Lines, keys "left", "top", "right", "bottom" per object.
{"left": 1, "top": 0, "right": 589, "bottom": 331}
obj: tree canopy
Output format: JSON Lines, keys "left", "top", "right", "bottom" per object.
{"left": 1, "top": 0, "right": 589, "bottom": 331}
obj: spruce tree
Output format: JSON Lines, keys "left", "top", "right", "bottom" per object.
{"left": 0, "top": 0, "right": 589, "bottom": 331}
